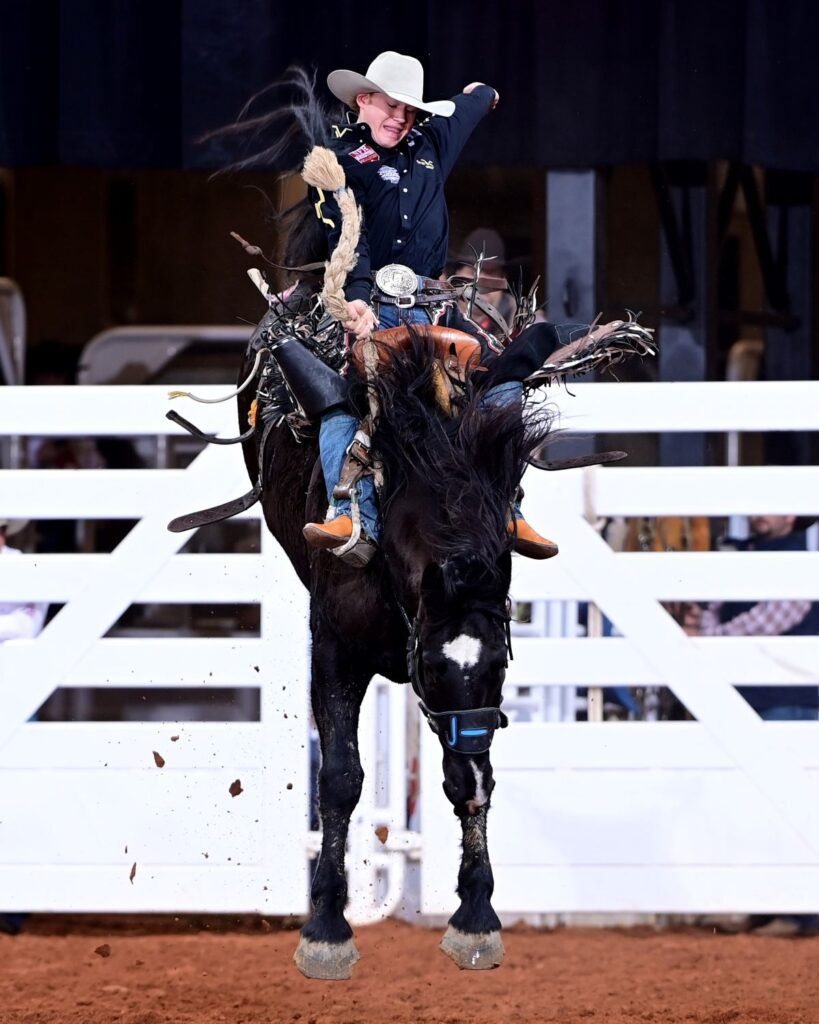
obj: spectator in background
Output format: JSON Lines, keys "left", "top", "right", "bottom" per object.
{"left": 0, "top": 518, "right": 48, "bottom": 935}
{"left": 684, "top": 514, "right": 819, "bottom": 721}
{"left": 447, "top": 227, "right": 517, "bottom": 337}
{"left": 684, "top": 513, "right": 819, "bottom": 937}
{"left": 444, "top": 227, "right": 591, "bottom": 350}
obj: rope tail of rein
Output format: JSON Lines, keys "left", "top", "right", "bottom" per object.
{"left": 167, "top": 347, "right": 268, "bottom": 405}
{"left": 301, "top": 146, "right": 362, "bottom": 326}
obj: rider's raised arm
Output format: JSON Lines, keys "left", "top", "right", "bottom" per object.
{"left": 307, "top": 181, "right": 373, "bottom": 304}
{"left": 422, "top": 83, "right": 498, "bottom": 180}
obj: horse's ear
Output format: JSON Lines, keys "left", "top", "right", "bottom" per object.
{"left": 422, "top": 556, "right": 510, "bottom": 611}
{"left": 494, "top": 551, "right": 513, "bottom": 594}
{"left": 440, "top": 554, "right": 491, "bottom": 600}
{"left": 447, "top": 553, "right": 511, "bottom": 604}
{"left": 420, "top": 562, "right": 445, "bottom": 602}
{"left": 420, "top": 562, "right": 450, "bottom": 619}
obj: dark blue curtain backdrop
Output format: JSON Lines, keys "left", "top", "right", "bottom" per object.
{"left": 1, "top": 0, "right": 817, "bottom": 170}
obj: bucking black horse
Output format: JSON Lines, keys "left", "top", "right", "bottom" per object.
{"left": 166, "top": 301, "right": 654, "bottom": 980}
{"left": 165, "top": 95, "right": 656, "bottom": 979}
{"left": 245, "top": 326, "right": 551, "bottom": 978}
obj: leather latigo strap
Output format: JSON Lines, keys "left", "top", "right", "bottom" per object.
{"left": 373, "top": 272, "right": 459, "bottom": 305}
{"left": 349, "top": 325, "right": 482, "bottom": 377}
{"left": 333, "top": 430, "right": 373, "bottom": 501}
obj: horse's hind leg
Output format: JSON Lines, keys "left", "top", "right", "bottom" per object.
{"left": 294, "top": 636, "right": 370, "bottom": 981}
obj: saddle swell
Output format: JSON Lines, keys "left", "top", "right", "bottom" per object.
{"left": 350, "top": 324, "right": 482, "bottom": 378}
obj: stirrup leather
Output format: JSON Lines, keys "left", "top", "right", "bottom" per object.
{"left": 332, "top": 428, "right": 373, "bottom": 501}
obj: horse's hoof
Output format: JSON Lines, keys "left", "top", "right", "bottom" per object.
{"left": 293, "top": 936, "right": 360, "bottom": 980}
{"left": 440, "top": 925, "right": 504, "bottom": 970}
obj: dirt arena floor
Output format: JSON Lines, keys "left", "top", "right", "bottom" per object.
{"left": 2, "top": 915, "right": 818, "bottom": 1024}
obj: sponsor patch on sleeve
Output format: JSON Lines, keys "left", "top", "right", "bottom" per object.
{"left": 350, "top": 143, "right": 380, "bottom": 164}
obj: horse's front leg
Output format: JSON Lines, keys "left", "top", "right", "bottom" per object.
{"left": 439, "top": 754, "right": 505, "bottom": 970}
{"left": 294, "top": 638, "right": 370, "bottom": 981}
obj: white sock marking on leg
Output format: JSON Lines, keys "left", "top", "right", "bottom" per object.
{"left": 468, "top": 759, "right": 488, "bottom": 808}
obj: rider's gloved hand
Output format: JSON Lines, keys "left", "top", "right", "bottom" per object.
{"left": 463, "top": 82, "right": 499, "bottom": 108}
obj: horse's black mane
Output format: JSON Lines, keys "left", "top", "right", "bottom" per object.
{"left": 201, "top": 66, "right": 339, "bottom": 173}
{"left": 362, "top": 335, "right": 553, "bottom": 572}
{"left": 201, "top": 66, "right": 339, "bottom": 272}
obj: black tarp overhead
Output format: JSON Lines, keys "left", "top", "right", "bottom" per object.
{"left": 1, "top": 0, "right": 818, "bottom": 171}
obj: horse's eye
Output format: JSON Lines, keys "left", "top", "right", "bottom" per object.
{"left": 486, "top": 653, "right": 508, "bottom": 675}
{"left": 423, "top": 653, "right": 449, "bottom": 677}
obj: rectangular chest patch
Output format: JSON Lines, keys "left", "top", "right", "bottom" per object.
{"left": 350, "top": 143, "right": 379, "bottom": 164}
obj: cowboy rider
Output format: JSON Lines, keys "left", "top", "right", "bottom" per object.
{"left": 301, "top": 51, "right": 557, "bottom": 560}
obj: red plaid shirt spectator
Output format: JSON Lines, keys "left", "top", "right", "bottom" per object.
{"left": 699, "top": 600, "right": 812, "bottom": 637}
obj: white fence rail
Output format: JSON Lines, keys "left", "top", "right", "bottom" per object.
{"left": 423, "top": 381, "right": 819, "bottom": 915}
{"left": 2, "top": 382, "right": 819, "bottom": 917}
{"left": 0, "top": 390, "right": 311, "bottom": 914}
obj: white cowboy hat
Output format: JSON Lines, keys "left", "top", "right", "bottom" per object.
{"left": 327, "top": 51, "right": 455, "bottom": 117}
{"left": 0, "top": 519, "right": 28, "bottom": 536}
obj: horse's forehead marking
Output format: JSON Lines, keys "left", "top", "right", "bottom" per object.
{"left": 442, "top": 633, "right": 482, "bottom": 670}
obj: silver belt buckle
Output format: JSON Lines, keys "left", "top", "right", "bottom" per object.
{"left": 375, "top": 264, "right": 417, "bottom": 301}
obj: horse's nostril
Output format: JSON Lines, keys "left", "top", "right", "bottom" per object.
{"left": 465, "top": 798, "right": 484, "bottom": 816}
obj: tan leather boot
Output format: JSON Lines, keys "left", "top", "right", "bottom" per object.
{"left": 508, "top": 518, "right": 559, "bottom": 559}
{"left": 303, "top": 515, "right": 354, "bottom": 550}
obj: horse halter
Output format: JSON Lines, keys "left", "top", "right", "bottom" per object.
{"left": 402, "top": 602, "right": 512, "bottom": 756}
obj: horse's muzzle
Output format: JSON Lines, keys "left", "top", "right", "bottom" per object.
{"left": 418, "top": 702, "right": 508, "bottom": 755}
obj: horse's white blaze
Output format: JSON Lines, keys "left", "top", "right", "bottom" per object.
{"left": 469, "top": 759, "right": 488, "bottom": 808}
{"left": 442, "top": 633, "right": 482, "bottom": 670}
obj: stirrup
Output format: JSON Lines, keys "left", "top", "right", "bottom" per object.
{"left": 329, "top": 488, "right": 378, "bottom": 568}
{"left": 335, "top": 536, "right": 378, "bottom": 568}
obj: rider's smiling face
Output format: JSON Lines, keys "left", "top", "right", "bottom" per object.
{"left": 356, "top": 91, "right": 416, "bottom": 148}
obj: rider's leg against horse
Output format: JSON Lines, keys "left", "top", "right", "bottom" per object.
{"left": 295, "top": 640, "right": 370, "bottom": 979}
{"left": 264, "top": 334, "right": 379, "bottom": 551}
{"left": 483, "top": 380, "right": 558, "bottom": 560}
{"left": 479, "top": 321, "right": 586, "bottom": 388}
{"left": 303, "top": 304, "right": 432, "bottom": 551}
{"left": 302, "top": 410, "right": 380, "bottom": 550}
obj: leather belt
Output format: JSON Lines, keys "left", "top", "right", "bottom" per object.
{"left": 374, "top": 287, "right": 455, "bottom": 307}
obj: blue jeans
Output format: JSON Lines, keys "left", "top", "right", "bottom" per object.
{"left": 319, "top": 305, "right": 431, "bottom": 539}
{"left": 318, "top": 308, "right": 524, "bottom": 541}
{"left": 375, "top": 299, "right": 433, "bottom": 330}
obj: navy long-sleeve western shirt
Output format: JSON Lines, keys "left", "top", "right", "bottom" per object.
{"left": 309, "top": 85, "right": 496, "bottom": 303}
